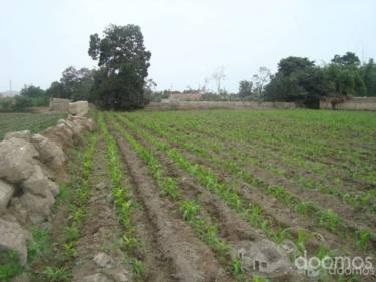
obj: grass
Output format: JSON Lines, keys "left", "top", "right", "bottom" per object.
{"left": 0, "top": 112, "right": 66, "bottom": 140}
{"left": 0, "top": 251, "right": 23, "bottom": 281}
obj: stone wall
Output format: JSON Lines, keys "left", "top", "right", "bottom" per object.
{"left": 0, "top": 115, "right": 95, "bottom": 266}
{"left": 320, "top": 97, "right": 376, "bottom": 111}
{"left": 145, "top": 101, "right": 297, "bottom": 111}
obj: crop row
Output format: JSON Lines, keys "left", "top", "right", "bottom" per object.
{"left": 117, "top": 113, "right": 374, "bottom": 253}
{"left": 106, "top": 113, "right": 260, "bottom": 281}
{"left": 125, "top": 112, "right": 375, "bottom": 212}
{"left": 98, "top": 112, "right": 144, "bottom": 277}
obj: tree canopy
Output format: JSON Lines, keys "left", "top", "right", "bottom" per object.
{"left": 88, "top": 24, "right": 151, "bottom": 109}
{"left": 263, "top": 52, "right": 375, "bottom": 105}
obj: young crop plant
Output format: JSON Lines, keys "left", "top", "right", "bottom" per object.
{"left": 98, "top": 112, "right": 143, "bottom": 277}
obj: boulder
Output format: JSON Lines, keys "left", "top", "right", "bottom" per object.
{"left": 231, "top": 239, "right": 292, "bottom": 278}
{"left": 42, "top": 124, "right": 74, "bottom": 148}
{"left": 93, "top": 252, "right": 114, "bottom": 268}
{"left": 8, "top": 198, "right": 28, "bottom": 225}
{"left": 0, "top": 137, "right": 39, "bottom": 184}
{"left": 69, "top": 101, "right": 89, "bottom": 116}
{"left": 0, "top": 218, "right": 30, "bottom": 265}
{"left": 0, "top": 180, "right": 14, "bottom": 213}
{"left": 19, "top": 192, "right": 55, "bottom": 224}
{"left": 4, "top": 130, "right": 32, "bottom": 141}
{"left": 22, "top": 166, "right": 59, "bottom": 198}
{"left": 31, "top": 134, "right": 66, "bottom": 169}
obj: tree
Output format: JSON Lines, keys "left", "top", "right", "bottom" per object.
{"left": 331, "top": 52, "right": 360, "bottom": 67}
{"left": 59, "top": 66, "right": 94, "bottom": 101}
{"left": 88, "top": 24, "right": 151, "bottom": 109}
{"left": 252, "top": 66, "right": 271, "bottom": 96}
{"left": 238, "top": 80, "right": 253, "bottom": 98}
{"left": 20, "top": 85, "right": 45, "bottom": 98}
{"left": 20, "top": 85, "right": 48, "bottom": 106}
{"left": 264, "top": 57, "right": 326, "bottom": 103}
{"left": 360, "top": 59, "right": 376, "bottom": 96}
{"left": 326, "top": 52, "right": 366, "bottom": 96}
{"left": 46, "top": 81, "right": 64, "bottom": 99}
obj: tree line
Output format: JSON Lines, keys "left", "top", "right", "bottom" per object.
{"left": 0, "top": 24, "right": 151, "bottom": 112}
{"left": 2, "top": 23, "right": 375, "bottom": 112}
{"left": 239, "top": 52, "right": 376, "bottom": 107}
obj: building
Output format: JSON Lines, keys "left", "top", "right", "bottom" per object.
{"left": 168, "top": 90, "right": 202, "bottom": 101}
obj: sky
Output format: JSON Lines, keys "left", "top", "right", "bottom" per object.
{"left": 1, "top": 0, "right": 376, "bottom": 93}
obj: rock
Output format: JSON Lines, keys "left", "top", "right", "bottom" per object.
{"left": 69, "top": 101, "right": 89, "bottom": 116}
{"left": 82, "top": 273, "right": 113, "bottom": 282}
{"left": 96, "top": 182, "right": 107, "bottom": 190}
{"left": 19, "top": 192, "right": 55, "bottom": 224}
{"left": 0, "top": 180, "right": 15, "bottom": 213}
{"left": 42, "top": 124, "right": 74, "bottom": 148}
{"left": 11, "top": 272, "right": 30, "bottom": 282}
{"left": 8, "top": 198, "right": 28, "bottom": 225}
{"left": 57, "top": 118, "right": 66, "bottom": 125}
{"left": 22, "top": 166, "right": 59, "bottom": 198}
{"left": 0, "top": 218, "right": 30, "bottom": 265}
{"left": 106, "top": 267, "right": 129, "bottom": 282}
{"left": 0, "top": 137, "right": 39, "bottom": 184}
{"left": 31, "top": 134, "right": 66, "bottom": 169}
{"left": 4, "top": 130, "right": 32, "bottom": 141}
{"left": 231, "top": 239, "right": 292, "bottom": 278}
{"left": 94, "top": 252, "right": 114, "bottom": 268}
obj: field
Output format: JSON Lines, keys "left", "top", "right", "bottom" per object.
{"left": 13, "top": 109, "right": 376, "bottom": 281}
{"left": 0, "top": 112, "right": 67, "bottom": 140}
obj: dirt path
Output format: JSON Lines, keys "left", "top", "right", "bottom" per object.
{"left": 108, "top": 124, "right": 233, "bottom": 282}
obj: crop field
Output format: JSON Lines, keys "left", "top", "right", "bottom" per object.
{"left": 18, "top": 109, "right": 376, "bottom": 281}
{"left": 0, "top": 112, "right": 66, "bottom": 140}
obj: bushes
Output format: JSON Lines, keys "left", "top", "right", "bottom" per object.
{"left": 0, "top": 95, "right": 49, "bottom": 112}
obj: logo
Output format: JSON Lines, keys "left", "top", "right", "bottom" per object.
{"left": 294, "top": 251, "right": 375, "bottom": 277}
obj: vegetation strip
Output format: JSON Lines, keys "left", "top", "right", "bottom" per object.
{"left": 97, "top": 112, "right": 144, "bottom": 278}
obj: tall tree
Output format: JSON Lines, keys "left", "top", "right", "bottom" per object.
{"left": 252, "top": 66, "right": 271, "bottom": 96}
{"left": 264, "top": 56, "right": 327, "bottom": 105}
{"left": 238, "top": 80, "right": 253, "bottom": 98}
{"left": 20, "top": 85, "right": 45, "bottom": 98}
{"left": 360, "top": 59, "right": 376, "bottom": 96}
{"left": 88, "top": 24, "right": 151, "bottom": 109}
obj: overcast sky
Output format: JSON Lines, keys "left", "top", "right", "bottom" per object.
{"left": 1, "top": 0, "right": 375, "bottom": 92}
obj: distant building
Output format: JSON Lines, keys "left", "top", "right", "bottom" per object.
{"left": 169, "top": 90, "right": 202, "bottom": 101}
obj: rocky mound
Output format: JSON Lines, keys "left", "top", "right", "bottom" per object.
{"left": 0, "top": 115, "right": 95, "bottom": 265}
